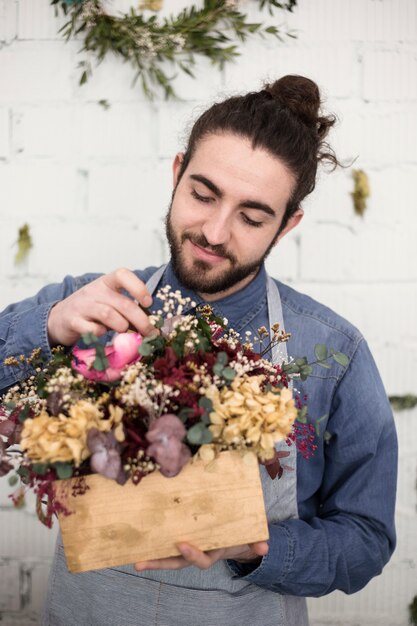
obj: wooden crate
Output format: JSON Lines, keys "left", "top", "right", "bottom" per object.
{"left": 55, "top": 450, "right": 269, "bottom": 573}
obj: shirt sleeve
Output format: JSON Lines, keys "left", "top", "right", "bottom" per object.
{"left": 0, "top": 274, "right": 100, "bottom": 391}
{"left": 228, "top": 338, "right": 397, "bottom": 596}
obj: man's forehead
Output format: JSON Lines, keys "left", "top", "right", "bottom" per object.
{"left": 186, "top": 132, "right": 295, "bottom": 199}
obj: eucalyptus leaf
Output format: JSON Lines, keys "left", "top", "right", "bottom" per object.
{"left": 16, "top": 466, "right": 30, "bottom": 483}
{"left": 54, "top": 462, "right": 73, "bottom": 480}
{"left": 138, "top": 342, "right": 153, "bottom": 356}
{"left": 295, "top": 357, "right": 307, "bottom": 367}
{"left": 186, "top": 422, "right": 213, "bottom": 445}
{"left": 18, "top": 405, "right": 31, "bottom": 423}
{"left": 332, "top": 352, "right": 350, "bottom": 367}
{"left": 216, "top": 352, "right": 228, "bottom": 366}
{"left": 314, "top": 344, "right": 328, "bottom": 361}
{"left": 32, "top": 463, "right": 48, "bottom": 476}
{"left": 198, "top": 397, "right": 213, "bottom": 412}
{"left": 222, "top": 367, "right": 236, "bottom": 381}
{"left": 178, "top": 407, "right": 194, "bottom": 422}
{"left": 8, "top": 474, "right": 18, "bottom": 487}
{"left": 317, "top": 361, "right": 331, "bottom": 369}
{"left": 213, "top": 363, "right": 224, "bottom": 377}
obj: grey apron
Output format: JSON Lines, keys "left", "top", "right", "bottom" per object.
{"left": 42, "top": 267, "right": 309, "bottom": 626}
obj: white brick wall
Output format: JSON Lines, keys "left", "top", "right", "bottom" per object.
{"left": 0, "top": 1, "right": 416, "bottom": 624}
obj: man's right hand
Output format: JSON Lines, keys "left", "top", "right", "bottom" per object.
{"left": 47, "top": 268, "right": 156, "bottom": 346}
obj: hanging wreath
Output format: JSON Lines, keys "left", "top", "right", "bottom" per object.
{"left": 51, "top": 0, "right": 297, "bottom": 98}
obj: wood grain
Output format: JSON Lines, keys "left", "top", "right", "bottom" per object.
{"left": 55, "top": 451, "right": 269, "bottom": 573}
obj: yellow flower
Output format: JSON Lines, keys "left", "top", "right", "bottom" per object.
{"left": 21, "top": 400, "right": 123, "bottom": 466}
{"left": 204, "top": 375, "right": 297, "bottom": 461}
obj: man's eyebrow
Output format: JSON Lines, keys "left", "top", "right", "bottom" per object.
{"left": 190, "top": 174, "right": 223, "bottom": 197}
{"left": 189, "top": 173, "right": 276, "bottom": 218}
{"left": 240, "top": 200, "right": 276, "bottom": 218}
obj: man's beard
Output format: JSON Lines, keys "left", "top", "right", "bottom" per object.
{"left": 165, "top": 209, "right": 276, "bottom": 295}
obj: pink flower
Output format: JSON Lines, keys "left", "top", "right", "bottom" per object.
{"left": 72, "top": 332, "right": 142, "bottom": 381}
{"left": 146, "top": 414, "right": 191, "bottom": 478}
{"left": 87, "top": 428, "right": 126, "bottom": 484}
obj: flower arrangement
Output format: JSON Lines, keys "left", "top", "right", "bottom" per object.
{"left": 0, "top": 287, "right": 348, "bottom": 528}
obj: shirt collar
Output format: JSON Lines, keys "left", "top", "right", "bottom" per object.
{"left": 158, "top": 262, "right": 268, "bottom": 332}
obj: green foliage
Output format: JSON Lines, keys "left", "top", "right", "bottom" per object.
{"left": 186, "top": 421, "right": 213, "bottom": 445}
{"left": 8, "top": 474, "right": 19, "bottom": 487}
{"left": 80, "top": 333, "right": 109, "bottom": 371}
{"left": 389, "top": 395, "right": 417, "bottom": 411}
{"left": 409, "top": 595, "right": 417, "bottom": 626}
{"left": 282, "top": 344, "right": 350, "bottom": 381}
{"left": 14, "top": 224, "right": 33, "bottom": 265}
{"left": 51, "top": 0, "right": 297, "bottom": 99}
{"left": 32, "top": 463, "right": 48, "bottom": 475}
{"left": 53, "top": 462, "right": 73, "bottom": 479}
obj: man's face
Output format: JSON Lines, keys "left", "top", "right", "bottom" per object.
{"left": 165, "top": 132, "right": 303, "bottom": 300}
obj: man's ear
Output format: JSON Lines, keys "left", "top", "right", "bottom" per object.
{"left": 274, "top": 208, "right": 304, "bottom": 245}
{"left": 172, "top": 153, "right": 184, "bottom": 187}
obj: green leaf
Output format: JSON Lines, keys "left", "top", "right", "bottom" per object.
{"left": 178, "top": 407, "right": 194, "bottom": 422}
{"left": 314, "top": 344, "right": 328, "bottom": 361}
{"left": 216, "top": 351, "right": 228, "bottom": 366}
{"left": 80, "top": 70, "right": 88, "bottom": 85}
{"left": 300, "top": 364, "right": 313, "bottom": 380}
{"left": 282, "top": 363, "right": 299, "bottom": 374}
{"left": 323, "top": 430, "right": 333, "bottom": 445}
{"left": 81, "top": 332, "right": 97, "bottom": 346}
{"left": 295, "top": 357, "right": 307, "bottom": 367}
{"left": 222, "top": 367, "right": 236, "bottom": 381}
{"left": 198, "top": 397, "right": 213, "bottom": 412}
{"left": 32, "top": 463, "right": 48, "bottom": 476}
{"left": 54, "top": 462, "right": 73, "bottom": 480}
{"left": 8, "top": 474, "right": 18, "bottom": 487}
{"left": 18, "top": 404, "right": 31, "bottom": 423}
{"left": 332, "top": 352, "right": 350, "bottom": 367}
{"left": 213, "top": 363, "right": 224, "bottom": 377}
{"left": 317, "top": 361, "right": 331, "bottom": 369}
{"left": 314, "top": 414, "right": 328, "bottom": 437}
{"left": 138, "top": 342, "right": 153, "bottom": 356}
{"left": 16, "top": 466, "right": 30, "bottom": 483}
{"left": 186, "top": 422, "right": 213, "bottom": 445}
{"left": 14, "top": 223, "right": 33, "bottom": 265}
{"left": 297, "top": 405, "right": 308, "bottom": 423}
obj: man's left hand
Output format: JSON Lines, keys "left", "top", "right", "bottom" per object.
{"left": 134, "top": 541, "right": 269, "bottom": 572}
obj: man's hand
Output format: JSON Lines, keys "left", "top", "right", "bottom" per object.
{"left": 48, "top": 268, "right": 156, "bottom": 346}
{"left": 134, "top": 541, "right": 269, "bottom": 572}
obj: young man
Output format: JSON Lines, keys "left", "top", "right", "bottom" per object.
{"left": 0, "top": 76, "right": 397, "bottom": 626}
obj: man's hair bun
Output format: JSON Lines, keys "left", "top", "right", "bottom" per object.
{"left": 265, "top": 75, "right": 335, "bottom": 140}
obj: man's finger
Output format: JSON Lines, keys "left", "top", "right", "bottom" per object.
{"left": 104, "top": 268, "right": 153, "bottom": 308}
{"left": 176, "top": 543, "right": 215, "bottom": 569}
{"left": 249, "top": 541, "right": 269, "bottom": 556}
{"left": 134, "top": 556, "right": 189, "bottom": 571}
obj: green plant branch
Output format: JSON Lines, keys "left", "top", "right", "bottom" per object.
{"left": 51, "top": 0, "right": 297, "bottom": 98}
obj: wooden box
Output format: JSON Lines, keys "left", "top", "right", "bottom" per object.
{"left": 55, "top": 451, "right": 269, "bottom": 573}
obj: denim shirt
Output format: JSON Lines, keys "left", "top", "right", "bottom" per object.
{"left": 0, "top": 263, "right": 397, "bottom": 598}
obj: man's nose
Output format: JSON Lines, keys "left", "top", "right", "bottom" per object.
{"left": 201, "top": 210, "right": 232, "bottom": 247}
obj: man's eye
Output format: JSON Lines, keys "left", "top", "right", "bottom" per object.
{"left": 242, "top": 213, "right": 262, "bottom": 228}
{"left": 191, "top": 189, "right": 211, "bottom": 203}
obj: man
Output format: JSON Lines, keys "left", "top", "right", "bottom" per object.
{"left": 0, "top": 76, "right": 397, "bottom": 626}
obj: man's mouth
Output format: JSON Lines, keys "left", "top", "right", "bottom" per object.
{"left": 188, "top": 240, "right": 228, "bottom": 264}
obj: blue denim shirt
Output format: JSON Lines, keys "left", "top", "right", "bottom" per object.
{"left": 0, "top": 263, "right": 397, "bottom": 597}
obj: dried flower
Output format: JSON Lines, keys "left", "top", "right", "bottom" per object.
{"left": 87, "top": 429, "right": 125, "bottom": 484}
{"left": 20, "top": 400, "right": 118, "bottom": 466}
{"left": 146, "top": 414, "right": 191, "bottom": 477}
{"left": 205, "top": 375, "right": 297, "bottom": 461}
